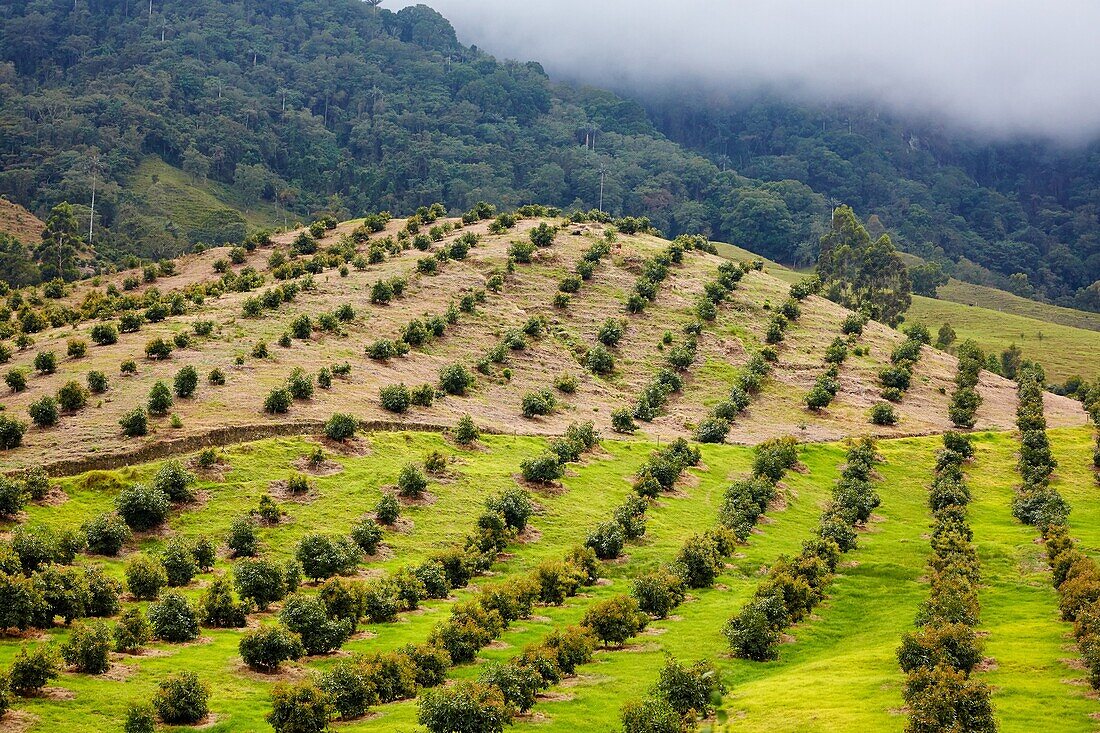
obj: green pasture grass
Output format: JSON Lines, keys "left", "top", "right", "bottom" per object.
{"left": 907, "top": 294, "right": 1100, "bottom": 383}
{"left": 969, "top": 429, "right": 1097, "bottom": 731}
{"left": 132, "top": 156, "right": 282, "bottom": 232}
{"left": 934, "top": 279, "right": 1100, "bottom": 334}
{"left": 2, "top": 428, "right": 1098, "bottom": 731}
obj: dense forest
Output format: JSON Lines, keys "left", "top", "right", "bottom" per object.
{"left": 646, "top": 93, "right": 1100, "bottom": 309}
{"left": 0, "top": 0, "right": 1098, "bottom": 313}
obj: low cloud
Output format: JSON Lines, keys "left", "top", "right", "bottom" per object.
{"left": 407, "top": 0, "right": 1100, "bottom": 143}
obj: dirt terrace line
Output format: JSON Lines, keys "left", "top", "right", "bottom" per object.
{"left": 6, "top": 416, "right": 1013, "bottom": 481}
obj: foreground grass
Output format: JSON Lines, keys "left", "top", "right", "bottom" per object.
{"left": 969, "top": 431, "right": 1098, "bottom": 731}
{"left": 1, "top": 428, "right": 1097, "bottom": 731}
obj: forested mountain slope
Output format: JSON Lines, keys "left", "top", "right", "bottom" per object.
{"left": 645, "top": 94, "right": 1100, "bottom": 309}
{"left": 1, "top": 0, "right": 1098, "bottom": 315}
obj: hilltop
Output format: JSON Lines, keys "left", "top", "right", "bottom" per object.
{"left": 0, "top": 211, "right": 1086, "bottom": 474}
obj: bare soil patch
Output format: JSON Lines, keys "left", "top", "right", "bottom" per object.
{"left": 293, "top": 456, "right": 344, "bottom": 476}
{"left": 269, "top": 479, "right": 316, "bottom": 503}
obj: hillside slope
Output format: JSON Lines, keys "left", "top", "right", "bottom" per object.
{"left": 0, "top": 216, "right": 1085, "bottom": 474}
{"left": 0, "top": 197, "right": 44, "bottom": 243}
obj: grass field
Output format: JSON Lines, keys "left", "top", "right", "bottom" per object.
{"left": 2, "top": 424, "right": 1096, "bottom": 732}
{"left": 907, "top": 293, "right": 1100, "bottom": 383}
{"left": 131, "top": 157, "right": 283, "bottom": 234}
{"left": 933, "top": 278, "right": 1100, "bottom": 333}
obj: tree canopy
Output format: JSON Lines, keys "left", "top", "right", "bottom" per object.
{"left": 817, "top": 206, "right": 911, "bottom": 326}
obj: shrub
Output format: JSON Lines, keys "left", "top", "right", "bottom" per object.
{"left": 324, "top": 413, "right": 357, "bottom": 441}
{"left": 694, "top": 416, "right": 730, "bottom": 444}
{"left": 520, "top": 452, "right": 564, "bottom": 484}
{"left": 9, "top": 644, "right": 60, "bottom": 695}
{"left": 90, "top": 323, "right": 118, "bottom": 345}
{"left": 287, "top": 368, "right": 314, "bottom": 400}
{"left": 675, "top": 534, "right": 723, "bottom": 588}
{"left": 752, "top": 436, "right": 799, "bottom": 482}
{"left": 621, "top": 696, "right": 681, "bottom": 733}
{"left": 61, "top": 620, "right": 112, "bottom": 673}
{"left": 267, "top": 681, "right": 333, "bottom": 733}
{"left": 148, "top": 591, "right": 200, "bottom": 642}
{"left": 581, "top": 594, "right": 647, "bottom": 647}
{"left": 197, "top": 576, "right": 247, "bottom": 628}
{"left": 116, "top": 483, "right": 171, "bottom": 530}
{"left": 280, "top": 594, "right": 353, "bottom": 655}
{"left": 147, "top": 380, "right": 173, "bottom": 416}
{"left": 898, "top": 622, "right": 983, "bottom": 674}
{"left": 296, "top": 534, "right": 361, "bottom": 580}
{"left": 724, "top": 600, "right": 780, "bottom": 660}
{"left": 227, "top": 515, "right": 259, "bottom": 557}
{"left": 397, "top": 463, "right": 428, "bottom": 498}
{"left": 161, "top": 538, "right": 198, "bottom": 587}
{"left": 33, "top": 350, "right": 57, "bottom": 374}
{"left": 240, "top": 625, "right": 304, "bottom": 672}
{"left": 631, "top": 571, "right": 686, "bottom": 619}
{"left": 379, "top": 383, "right": 411, "bottom": 413}
{"left": 0, "top": 415, "right": 26, "bottom": 450}
{"left": 17, "top": 467, "right": 47, "bottom": 501}
{"left": 351, "top": 517, "right": 384, "bottom": 554}
{"left": 0, "top": 476, "right": 26, "bottom": 517}
{"left": 264, "top": 387, "right": 292, "bottom": 414}
{"left": 870, "top": 402, "right": 898, "bottom": 425}
{"left": 654, "top": 657, "right": 724, "bottom": 719}
{"left": 125, "top": 553, "right": 168, "bottom": 600}
{"left": 486, "top": 488, "right": 534, "bottom": 532}
{"left": 28, "top": 395, "right": 59, "bottom": 427}
{"left": 153, "top": 460, "right": 195, "bottom": 502}
{"left": 366, "top": 338, "right": 397, "bottom": 360}
{"left": 418, "top": 681, "right": 511, "bottom": 733}
{"left": 125, "top": 704, "right": 155, "bottom": 733}
{"left": 369, "top": 495, "right": 400, "bottom": 527}
{"left": 152, "top": 671, "right": 209, "bottom": 724}
{"left": 112, "top": 607, "right": 152, "bottom": 653}
{"left": 586, "top": 521, "right": 626, "bottom": 560}
{"left": 86, "top": 369, "right": 109, "bottom": 394}
{"left": 144, "top": 338, "right": 172, "bottom": 360}
{"left": 480, "top": 661, "right": 544, "bottom": 714}
{"left": 449, "top": 415, "right": 479, "bottom": 447}
{"left": 438, "top": 363, "right": 474, "bottom": 395}
{"left": 4, "top": 367, "right": 27, "bottom": 393}
{"left": 66, "top": 339, "right": 88, "bottom": 361}
{"left": 119, "top": 407, "right": 148, "bottom": 437}
{"left": 585, "top": 344, "right": 615, "bottom": 375}
{"left": 902, "top": 665, "right": 995, "bottom": 733}
{"left": 611, "top": 407, "right": 637, "bottom": 433}
{"left": 521, "top": 389, "right": 557, "bottom": 418}
{"left": 232, "top": 557, "right": 288, "bottom": 610}
{"left": 171, "top": 365, "right": 198, "bottom": 399}
{"left": 411, "top": 383, "right": 435, "bottom": 407}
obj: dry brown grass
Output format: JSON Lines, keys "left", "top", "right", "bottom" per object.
{"left": 0, "top": 197, "right": 44, "bottom": 244}
{"left": 1, "top": 218, "right": 1087, "bottom": 473}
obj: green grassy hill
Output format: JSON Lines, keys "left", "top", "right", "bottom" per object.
{"left": 907, "top": 292, "right": 1100, "bottom": 382}
{"left": 718, "top": 246, "right": 1100, "bottom": 383}
{"left": 130, "top": 157, "right": 283, "bottom": 234}
{"left": 2, "top": 426, "right": 1096, "bottom": 732}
